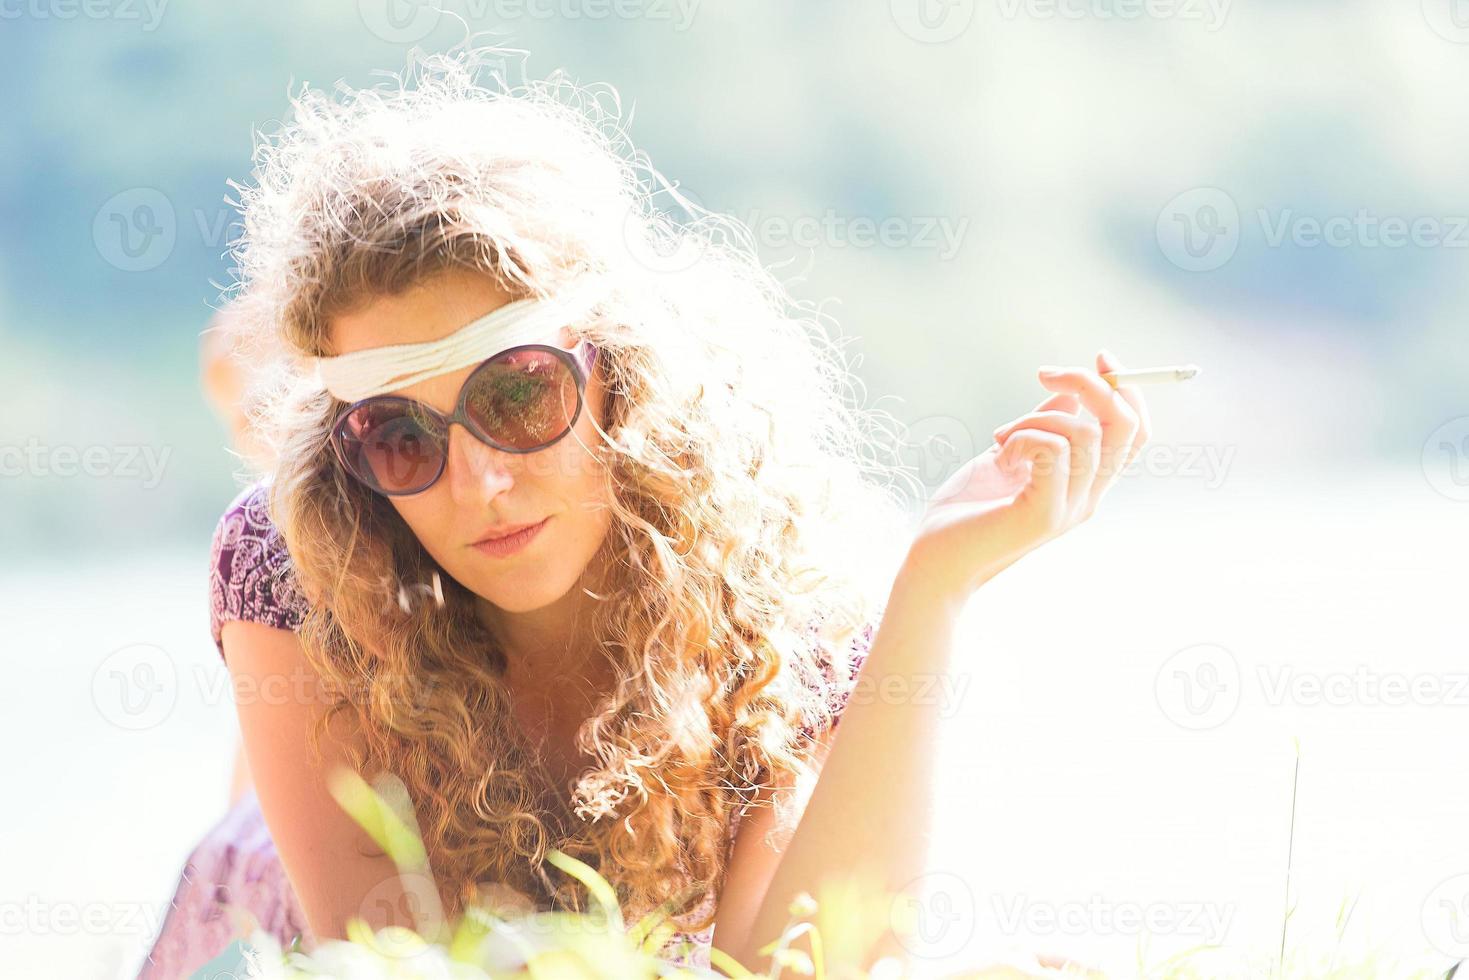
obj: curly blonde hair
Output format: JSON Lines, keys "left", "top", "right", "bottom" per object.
{"left": 219, "top": 41, "right": 917, "bottom": 931}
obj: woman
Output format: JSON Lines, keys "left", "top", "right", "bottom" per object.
{"left": 140, "top": 47, "right": 1150, "bottom": 977}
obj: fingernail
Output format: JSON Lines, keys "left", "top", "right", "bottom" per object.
{"left": 1038, "top": 367, "right": 1063, "bottom": 378}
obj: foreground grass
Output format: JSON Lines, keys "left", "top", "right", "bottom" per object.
{"left": 235, "top": 896, "right": 1461, "bottom": 980}
{"left": 230, "top": 769, "right": 1461, "bottom": 979}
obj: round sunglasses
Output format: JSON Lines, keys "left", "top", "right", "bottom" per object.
{"left": 329, "top": 341, "right": 600, "bottom": 496}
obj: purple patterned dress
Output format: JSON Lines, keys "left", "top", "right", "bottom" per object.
{"left": 137, "top": 480, "right": 872, "bottom": 978}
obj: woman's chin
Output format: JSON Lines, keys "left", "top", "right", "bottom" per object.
{"left": 469, "top": 570, "right": 577, "bottom": 615}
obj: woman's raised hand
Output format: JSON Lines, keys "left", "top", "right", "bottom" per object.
{"left": 903, "top": 349, "right": 1152, "bottom": 604}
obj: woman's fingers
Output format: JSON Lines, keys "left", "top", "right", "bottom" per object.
{"left": 1096, "top": 348, "right": 1151, "bottom": 469}
{"left": 1035, "top": 360, "right": 1140, "bottom": 516}
{"left": 995, "top": 427, "right": 1071, "bottom": 536}
{"left": 993, "top": 409, "right": 1101, "bottom": 522}
{"left": 991, "top": 392, "right": 1079, "bottom": 444}
{"left": 1033, "top": 391, "right": 1080, "bottom": 415}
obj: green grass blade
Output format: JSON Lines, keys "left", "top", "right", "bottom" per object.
{"left": 545, "top": 849, "right": 626, "bottom": 932}
{"left": 327, "top": 766, "right": 428, "bottom": 871}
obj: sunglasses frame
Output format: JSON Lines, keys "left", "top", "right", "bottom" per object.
{"left": 329, "top": 340, "right": 600, "bottom": 497}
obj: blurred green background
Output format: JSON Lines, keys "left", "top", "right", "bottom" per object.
{"left": 4, "top": 1, "right": 1467, "bottom": 557}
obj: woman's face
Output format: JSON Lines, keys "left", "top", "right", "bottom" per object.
{"left": 328, "top": 267, "right": 615, "bottom": 616}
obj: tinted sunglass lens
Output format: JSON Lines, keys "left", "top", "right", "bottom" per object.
{"left": 463, "top": 348, "right": 580, "bottom": 450}
{"left": 338, "top": 402, "right": 447, "bottom": 494}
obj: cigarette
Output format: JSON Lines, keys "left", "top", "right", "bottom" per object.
{"left": 1101, "top": 364, "right": 1201, "bottom": 389}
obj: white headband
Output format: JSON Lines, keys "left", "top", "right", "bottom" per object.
{"left": 308, "top": 277, "right": 607, "bottom": 402}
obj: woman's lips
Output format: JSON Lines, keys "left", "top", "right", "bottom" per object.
{"left": 471, "top": 517, "right": 549, "bottom": 558}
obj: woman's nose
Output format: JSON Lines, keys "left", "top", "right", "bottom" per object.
{"left": 443, "top": 423, "right": 515, "bottom": 501}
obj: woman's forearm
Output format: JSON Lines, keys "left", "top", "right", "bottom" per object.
{"left": 723, "top": 353, "right": 1150, "bottom": 965}
{"left": 229, "top": 736, "right": 254, "bottom": 807}
{"left": 731, "top": 558, "right": 967, "bottom": 966}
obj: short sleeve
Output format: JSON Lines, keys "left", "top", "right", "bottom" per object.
{"left": 208, "top": 480, "right": 311, "bottom": 660}
{"left": 796, "top": 617, "right": 878, "bottom": 743}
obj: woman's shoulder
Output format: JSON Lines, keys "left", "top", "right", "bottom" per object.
{"left": 208, "top": 478, "right": 311, "bottom": 660}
